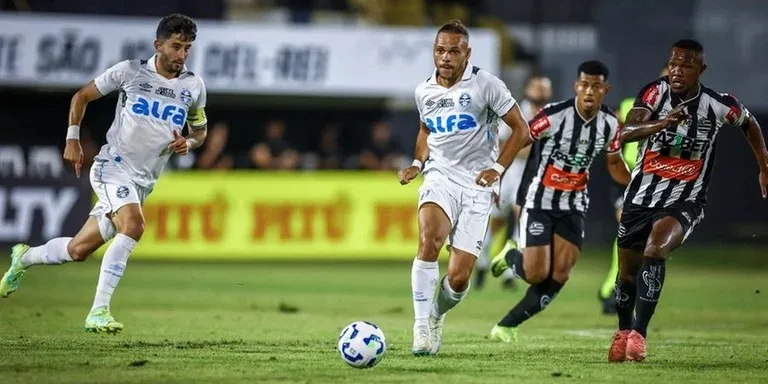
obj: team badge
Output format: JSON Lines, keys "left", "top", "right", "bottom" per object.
{"left": 180, "top": 89, "right": 193, "bottom": 106}
{"left": 459, "top": 92, "right": 471, "bottom": 108}
{"left": 116, "top": 186, "right": 130, "bottom": 199}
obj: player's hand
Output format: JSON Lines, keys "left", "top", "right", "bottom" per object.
{"left": 759, "top": 169, "right": 768, "bottom": 199}
{"left": 63, "top": 139, "right": 84, "bottom": 178}
{"left": 475, "top": 169, "right": 500, "bottom": 188}
{"left": 168, "top": 130, "right": 191, "bottom": 156}
{"left": 398, "top": 166, "right": 420, "bottom": 185}
{"left": 663, "top": 105, "right": 690, "bottom": 127}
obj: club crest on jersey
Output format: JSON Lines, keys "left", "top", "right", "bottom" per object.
{"left": 180, "top": 89, "right": 192, "bottom": 106}
{"left": 424, "top": 113, "right": 478, "bottom": 134}
{"left": 131, "top": 96, "right": 187, "bottom": 127}
{"left": 459, "top": 92, "right": 471, "bottom": 108}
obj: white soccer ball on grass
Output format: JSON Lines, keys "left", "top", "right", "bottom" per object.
{"left": 337, "top": 321, "right": 386, "bottom": 368}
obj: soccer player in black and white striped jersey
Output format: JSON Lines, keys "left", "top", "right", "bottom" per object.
{"left": 487, "top": 61, "right": 631, "bottom": 343}
{"left": 608, "top": 40, "right": 768, "bottom": 363}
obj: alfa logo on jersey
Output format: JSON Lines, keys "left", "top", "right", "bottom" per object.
{"left": 131, "top": 96, "right": 187, "bottom": 127}
{"left": 424, "top": 113, "right": 478, "bottom": 134}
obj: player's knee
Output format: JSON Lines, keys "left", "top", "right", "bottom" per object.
{"left": 526, "top": 266, "right": 549, "bottom": 285}
{"left": 67, "top": 240, "right": 92, "bottom": 262}
{"left": 417, "top": 231, "right": 442, "bottom": 261}
{"left": 643, "top": 243, "right": 666, "bottom": 260}
{"left": 446, "top": 268, "right": 471, "bottom": 292}
{"left": 118, "top": 217, "right": 145, "bottom": 241}
{"left": 551, "top": 266, "right": 571, "bottom": 285}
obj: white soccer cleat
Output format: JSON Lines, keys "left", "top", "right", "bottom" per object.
{"left": 411, "top": 322, "right": 431, "bottom": 356}
{"left": 429, "top": 314, "right": 444, "bottom": 355}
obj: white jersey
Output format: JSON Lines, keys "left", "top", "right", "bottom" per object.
{"left": 94, "top": 55, "right": 207, "bottom": 189}
{"left": 415, "top": 64, "right": 516, "bottom": 190}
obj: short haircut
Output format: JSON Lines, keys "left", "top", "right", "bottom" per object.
{"left": 672, "top": 39, "right": 704, "bottom": 56}
{"left": 577, "top": 60, "right": 609, "bottom": 80}
{"left": 437, "top": 19, "right": 469, "bottom": 39}
{"left": 156, "top": 13, "right": 197, "bottom": 41}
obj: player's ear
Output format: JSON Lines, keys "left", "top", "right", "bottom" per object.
{"left": 573, "top": 81, "right": 579, "bottom": 94}
{"left": 700, "top": 63, "right": 707, "bottom": 75}
{"left": 605, "top": 82, "right": 611, "bottom": 94}
{"left": 153, "top": 39, "right": 162, "bottom": 52}
{"left": 466, "top": 46, "right": 472, "bottom": 60}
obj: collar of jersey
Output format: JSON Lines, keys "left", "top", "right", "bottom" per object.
{"left": 428, "top": 62, "right": 474, "bottom": 86}
{"left": 147, "top": 54, "right": 189, "bottom": 78}
{"left": 668, "top": 80, "right": 702, "bottom": 106}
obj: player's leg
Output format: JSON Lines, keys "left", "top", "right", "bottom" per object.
{"left": 598, "top": 204, "right": 623, "bottom": 314}
{"left": 474, "top": 215, "right": 506, "bottom": 290}
{"left": 411, "top": 175, "right": 454, "bottom": 355}
{"left": 626, "top": 208, "right": 692, "bottom": 362}
{"left": 498, "top": 205, "right": 523, "bottom": 289}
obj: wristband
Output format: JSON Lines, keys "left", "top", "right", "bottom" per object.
{"left": 66, "top": 125, "right": 80, "bottom": 140}
{"left": 411, "top": 159, "right": 423, "bottom": 170}
{"left": 491, "top": 162, "right": 506, "bottom": 175}
{"left": 185, "top": 139, "right": 194, "bottom": 151}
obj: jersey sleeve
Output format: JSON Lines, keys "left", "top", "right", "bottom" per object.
{"left": 186, "top": 78, "right": 208, "bottom": 127}
{"left": 486, "top": 75, "right": 516, "bottom": 117}
{"left": 93, "top": 60, "right": 132, "bottom": 96}
{"left": 606, "top": 121, "right": 623, "bottom": 154}
{"left": 414, "top": 86, "right": 425, "bottom": 123}
{"left": 528, "top": 107, "right": 554, "bottom": 140}
{"left": 633, "top": 79, "right": 665, "bottom": 113}
{"left": 718, "top": 93, "right": 749, "bottom": 128}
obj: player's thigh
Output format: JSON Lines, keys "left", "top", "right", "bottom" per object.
{"left": 645, "top": 216, "right": 685, "bottom": 258}
{"left": 450, "top": 188, "right": 493, "bottom": 257}
{"left": 68, "top": 216, "right": 107, "bottom": 261}
{"left": 90, "top": 160, "right": 146, "bottom": 238}
{"left": 551, "top": 233, "right": 580, "bottom": 283}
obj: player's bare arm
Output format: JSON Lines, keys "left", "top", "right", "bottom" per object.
{"left": 740, "top": 115, "right": 768, "bottom": 198}
{"left": 620, "top": 106, "right": 688, "bottom": 143}
{"left": 64, "top": 80, "right": 106, "bottom": 177}
{"left": 475, "top": 104, "right": 531, "bottom": 187}
{"left": 606, "top": 152, "right": 631, "bottom": 185}
{"left": 399, "top": 121, "right": 430, "bottom": 185}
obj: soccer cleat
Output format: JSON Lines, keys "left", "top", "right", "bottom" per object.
{"left": 84, "top": 306, "right": 124, "bottom": 334}
{"left": 608, "top": 329, "right": 630, "bottom": 362}
{"left": 428, "top": 314, "right": 444, "bottom": 355}
{"left": 625, "top": 330, "right": 647, "bottom": 362}
{"left": 0, "top": 244, "right": 30, "bottom": 298}
{"left": 489, "top": 324, "right": 518, "bottom": 343}
{"left": 411, "top": 322, "right": 431, "bottom": 356}
{"left": 490, "top": 240, "right": 518, "bottom": 278}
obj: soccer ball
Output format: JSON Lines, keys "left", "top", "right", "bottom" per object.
{"left": 337, "top": 321, "right": 386, "bottom": 368}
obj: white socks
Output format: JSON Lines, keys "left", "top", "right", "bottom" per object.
{"left": 21, "top": 237, "right": 74, "bottom": 267}
{"left": 434, "top": 276, "right": 469, "bottom": 318}
{"left": 411, "top": 258, "right": 439, "bottom": 325}
{"left": 91, "top": 234, "right": 136, "bottom": 311}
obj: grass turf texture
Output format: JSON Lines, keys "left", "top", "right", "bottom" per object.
{"left": 0, "top": 248, "right": 766, "bottom": 383}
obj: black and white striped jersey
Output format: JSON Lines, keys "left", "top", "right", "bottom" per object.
{"left": 516, "top": 98, "right": 622, "bottom": 212}
{"left": 622, "top": 76, "right": 749, "bottom": 208}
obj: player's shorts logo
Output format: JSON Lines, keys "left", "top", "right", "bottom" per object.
{"left": 459, "top": 93, "right": 471, "bottom": 108}
{"left": 528, "top": 221, "right": 544, "bottom": 236}
{"left": 116, "top": 186, "right": 130, "bottom": 199}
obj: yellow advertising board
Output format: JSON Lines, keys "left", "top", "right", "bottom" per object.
{"left": 127, "top": 171, "right": 443, "bottom": 260}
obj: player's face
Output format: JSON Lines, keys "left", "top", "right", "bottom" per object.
{"left": 525, "top": 77, "right": 553, "bottom": 105}
{"left": 155, "top": 33, "right": 193, "bottom": 74}
{"left": 433, "top": 33, "right": 470, "bottom": 81}
{"left": 667, "top": 48, "right": 704, "bottom": 95}
{"left": 574, "top": 73, "right": 609, "bottom": 112}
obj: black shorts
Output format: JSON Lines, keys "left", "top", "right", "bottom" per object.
{"left": 617, "top": 202, "right": 705, "bottom": 251}
{"left": 519, "top": 208, "right": 585, "bottom": 249}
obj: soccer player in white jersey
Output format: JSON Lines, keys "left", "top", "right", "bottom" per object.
{"left": 398, "top": 20, "right": 531, "bottom": 356}
{"left": 0, "top": 14, "right": 208, "bottom": 333}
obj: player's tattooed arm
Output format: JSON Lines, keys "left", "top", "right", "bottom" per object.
{"left": 398, "top": 121, "right": 429, "bottom": 185}
{"left": 186, "top": 123, "right": 208, "bottom": 150}
{"left": 740, "top": 114, "right": 768, "bottom": 198}
{"left": 620, "top": 106, "right": 688, "bottom": 143}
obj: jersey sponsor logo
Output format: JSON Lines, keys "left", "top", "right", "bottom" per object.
{"left": 552, "top": 149, "right": 595, "bottom": 168}
{"left": 529, "top": 115, "right": 550, "bottom": 138}
{"left": 641, "top": 85, "right": 660, "bottom": 108}
{"left": 542, "top": 164, "right": 587, "bottom": 191}
{"left": 424, "top": 113, "right": 478, "bottom": 134}
{"left": 130, "top": 96, "right": 187, "bottom": 127}
{"left": 642, "top": 150, "right": 703, "bottom": 182}
{"left": 651, "top": 131, "right": 711, "bottom": 154}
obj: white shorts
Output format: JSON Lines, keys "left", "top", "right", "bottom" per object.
{"left": 89, "top": 159, "right": 151, "bottom": 218}
{"left": 417, "top": 170, "right": 493, "bottom": 257}
{"left": 491, "top": 157, "right": 527, "bottom": 219}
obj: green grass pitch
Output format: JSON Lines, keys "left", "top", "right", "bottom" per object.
{"left": 0, "top": 248, "right": 766, "bottom": 383}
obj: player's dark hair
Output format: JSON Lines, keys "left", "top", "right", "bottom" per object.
{"left": 577, "top": 60, "right": 609, "bottom": 80}
{"left": 437, "top": 19, "right": 469, "bottom": 39}
{"left": 156, "top": 13, "right": 197, "bottom": 41}
{"left": 672, "top": 39, "right": 704, "bottom": 55}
